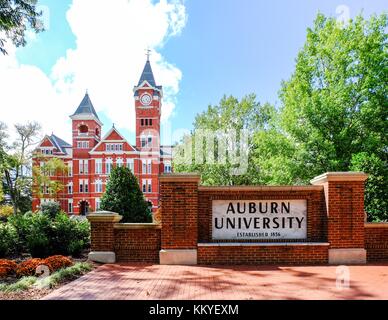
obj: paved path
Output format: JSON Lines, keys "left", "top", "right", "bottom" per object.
{"left": 43, "top": 263, "right": 388, "bottom": 300}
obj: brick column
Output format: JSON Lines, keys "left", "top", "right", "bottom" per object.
{"left": 311, "top": 172, "right": 368, "bottom": 264}
{"left": 87, "top": 211, "right": 122, "bottom": 263}
{"left": 159, "top": 173, "right": 201, "bottom": 265}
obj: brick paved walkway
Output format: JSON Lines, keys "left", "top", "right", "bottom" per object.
{"left": 43, "top": 263, "right": 388, "bottom": 300}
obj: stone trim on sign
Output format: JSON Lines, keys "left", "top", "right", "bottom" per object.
{"left": 198, "top": 242, "right": 330, "bottom": 247}
{"left": 198, "top": 185, "right": 324, "bottom": 192}
{"left": 364, "top": 223, "right": 388, "bottom": 228}
{"left": 114, "top": 223, "right": 162, "bottom": 230}
{"left": 159, "top": 173, "right": 201, "bottom": 183}
{"left": 310, "top": 172, "right": 368, "bottom": 184}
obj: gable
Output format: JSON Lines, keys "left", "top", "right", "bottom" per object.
{"left": 39, "top": 137, "right": 54, "bottom": 148}
{"left": 105, "top": 130, "right": 124, "bottom": 141}
{"left": 90, "top": 127, "right": 136, "bottom": 153}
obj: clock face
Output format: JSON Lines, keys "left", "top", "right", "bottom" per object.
{"left": 140, "top": 93, "right": 152, "bottom": 106}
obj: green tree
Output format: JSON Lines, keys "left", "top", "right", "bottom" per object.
{"left": 32, "top": 157, "right": 68, "bottom": 202}
{"left": 280, "top": 13, "right": 388, "bottom": 219}
{"left": 350, "top": 152, "right": 388, "bottom": 222}
{"left": 100, "top": 166, "right": 151, "bottom": 223}
{"left": 0, "top": 121, "right": 41, "bottom": 214}
{"left": 0, "top": 0, "right": 44, "bottom": 55}
{"left": 174, "top": 94, "right": 277, "bottom": 185}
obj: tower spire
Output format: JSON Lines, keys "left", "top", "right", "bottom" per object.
{"left": 137, "top": 54, "right": 156, "bottom": 87}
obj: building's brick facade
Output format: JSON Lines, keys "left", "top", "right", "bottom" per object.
{"left": 32, "top": 59, "right": 172, "bottom": 214}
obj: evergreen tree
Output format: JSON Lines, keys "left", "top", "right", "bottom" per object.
{"left": 100, "top": 166, "right": 151, "bottom": 223}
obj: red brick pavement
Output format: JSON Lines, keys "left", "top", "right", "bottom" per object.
{"left": 42, "top": 263, "right": 388, "bottom": 300}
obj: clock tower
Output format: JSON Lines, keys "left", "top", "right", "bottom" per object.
{"left": 133, "top": 56, "right": 163, "bottom": 210}
{"left": 134, "top": 56, "right": 162, "bottom": 152}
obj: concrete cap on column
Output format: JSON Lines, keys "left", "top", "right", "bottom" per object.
{"left": 159, "top": 173, "right": 201, "bottom": 183}
{"left": 87, "top": 211, "right": 123, "bottom": 222}
{"left": 311, "top": 172, "right": 368, "bottom": 185}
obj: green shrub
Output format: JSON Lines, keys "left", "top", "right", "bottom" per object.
{"left": 68, "top": 240, "right": 84, "bottom": 257}
{"left": 0, "top": 223, "right": 18, "bottom": 257}
{"left": 26, "top": 231, "right": 50, "bottom": 258}
{"left": 50, "top": 212, "right": 75, "bottom": 255}
{"left": 50, "top": 213, "right": 90, "bottom": 256}
{"left": 73, "top": 219, "right": 91, "bottom": 246}
{"left": 5, "top": 211, "right": 90, "bottom": 257}
{"left": 40, "top": 201, "right": 62, "bottom": 219}
{"left": 7, "top": 212, "right": 33, "bottom": 252}
{"left": 25, "top": 213, "right": 51, "bottom": 257}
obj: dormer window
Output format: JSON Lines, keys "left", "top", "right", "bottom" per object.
{"left": 41, "top": 149, "right": 53, "bottom": 155}
{"left": 106, "top": 143, "right": 123, "bottom": 152}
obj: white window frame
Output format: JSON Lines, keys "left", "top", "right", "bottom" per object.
{"left": 95, "top": 179, "right": 103, "bottom": 193}
{"left": 79, "top": 160, "right": 82, "bottom": 174}
{"left": 106, "top": 158, "right": 113, "bottom": 175}
{"left": 106, "top": 143, "right": 123, "bottom": 152}
{"left": 142, "top": 160, "right": 147, "bottom": 174}
{"left": 95, "top": 198, "right": 101, "bottom": 211}
{"left": 126, "top": 158, "right": 134, "bottom": 173}
{"left": 68, "top": 199, "right": 73, "bottom": 213}
{"left": 77, "top": 141, "right": 89, "bottom": 149}
{"left": 68, "top": 182, "right": 73, "bottom": 194}
{"left": 147, "top": 159, "right": 152, "bottom": 174}
{"left": 95, "top": 159, "right": 102, "bottom": 174}
{"left": 140, "top": 136, "right": 146, "bottom": 148}
{"left": 164, "top": 161, "right": 172, "bottom": 173}
{"left": 68, "top": 161, "right": 73, "bottom": 177}
{"left": 116, "top": 158, "right": 123, "bottom": 167}
{"left": 147, "top": 179, "right": 152, "bottom": 193}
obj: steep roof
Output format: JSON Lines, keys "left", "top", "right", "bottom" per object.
{"left": 137, "top": 59, "right": 156, "bottom": 87}
{"left": 51, "top": 134, "right": 71, "bottom": 148}
{"left": 37, "top": 134, "right": 71, "bottom": 155}
{"left": 49, "top": 134, "right": 71, "bottom": 154}
{"left": 71, "top": 92, "right": 100, "bottom": 119}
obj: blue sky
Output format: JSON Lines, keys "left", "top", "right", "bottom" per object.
{"left": 6, "top": 0, "right": 388, "bottom": 144}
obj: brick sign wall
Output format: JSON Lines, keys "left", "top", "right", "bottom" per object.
{"left": 87, "top": 172, "right": 388, "bottom": 265}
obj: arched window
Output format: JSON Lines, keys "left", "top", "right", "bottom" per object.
{"left": 106, "top": 158, "right": 113, "bottom": 174}
{"left": 116, "top": 158, "right": 123, "bottom": 167}
{"left": 79, "top": 125, "right": 88, "bottom": 134}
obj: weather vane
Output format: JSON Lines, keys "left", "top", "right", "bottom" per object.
{"left": 146, "top": 48, "right": 151, "bottom": 61}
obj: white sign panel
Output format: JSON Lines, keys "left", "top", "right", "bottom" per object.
{"left": 212, "top": 200, "right": 307, "bottom": 240}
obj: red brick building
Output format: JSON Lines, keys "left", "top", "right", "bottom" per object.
{"left": 32, "top": 58, "right": 172, "bottom": 215}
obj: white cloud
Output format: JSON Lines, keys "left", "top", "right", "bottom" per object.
{"left": 0, "top": 0, "right": 187, "bottom": 143}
